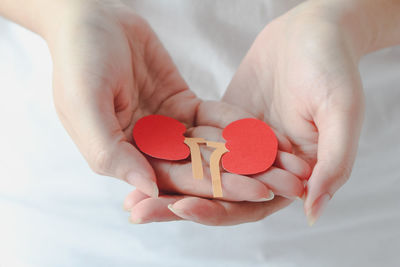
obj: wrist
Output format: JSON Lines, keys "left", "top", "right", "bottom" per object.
{"left": 304, "top": 0, "right": 400, "bottom": 58}
{"left": 0, "top": 0, "right": 107, "bottom": 44}
{"left": 0, "top": 0, "right": 73, "bottom": 38}
{"left": 38, "top": 0, "right": 97, "bottom": 43}
{"left": 42, "top": 0, "right": 119, "bottom": 54}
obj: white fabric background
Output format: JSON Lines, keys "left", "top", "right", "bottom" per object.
{"left": 0, "top": 1, "right": 399, "bottom": 266}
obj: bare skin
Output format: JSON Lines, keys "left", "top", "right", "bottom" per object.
{"left": 125, "top": 0, "right": 400, "bottom": 225}
{"left": 1, "top": 0, "right": 399, "bottom": 226}
{"left": 1, "top": 0, "right": 309, "bottom": 225}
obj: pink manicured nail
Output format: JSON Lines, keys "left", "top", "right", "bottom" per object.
{"left": 123, "top": 199, "right": 134, "bottom": 212}
{"left": 167, "top": 204, "right": 182, "bottom": 216}
{"left": 252, "top": 190, "right": 275, "bottom": 202}
{"left": 306, "top": 193, "right": 331, "bottom": 226}
{"left": 167, "top": 204, "right": 195, "bottom": 220}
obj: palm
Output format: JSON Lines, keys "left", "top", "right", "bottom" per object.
{"left": 112, "top": 17, "right": 200, "bottom": 140}
{"left": 54, "top": 9, "right": 198, "bottom": 138}
{"left": 224, "top": 16, "right": 363, "bottom": 169}
{"left": 121, "top": 19, "right": 314, "bottom": 225}
{"left": 52, "top": 5, "right": 288, "bottom": 202}
{"left": 223, "top": 12, "right": 365, "bottom": 221}
{"left": 52, "top": 3, "right": 311, "bottom": 225}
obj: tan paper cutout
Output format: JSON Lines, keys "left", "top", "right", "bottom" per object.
{"left": 205, "top": 141, "right": 229, "bottom": 198}
{"left": 184, "top": 138, "right": 229, "bottom": 198}
{"left": 184, "top": 138, "right": 206, "bottom": 179}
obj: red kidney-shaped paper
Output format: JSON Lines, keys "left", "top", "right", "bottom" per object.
{"left": 221, "top": 118, "right": 278, "bottom": 175}
{"left": 133, "top": 115, "right": 190, "bottom": 160}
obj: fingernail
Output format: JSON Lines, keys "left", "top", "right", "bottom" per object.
{"left": 252, "top": 190, "right": 275, "bottom": 202}
{"left": 306, "top": 193, "right": 331, "bottom": 226}
{"left": 129, "top": 217, "right": 142, "bottom": 224}
{"left": 123, "top": 203, "right": 133, "bottom": 212}
{"left": 167, "top": 204, "right": 178, "bottom": 214}
{"left": 168, "top": 204, "right": 196, "bottom": 221}
{"left": 167, "top": 204, "right": 185, "bottom": 217}
{"left": 123, "top": 197, "right": 135, "bottom": 212}
{"left": 297, "top": 190, "right": 306, "bottom": 201}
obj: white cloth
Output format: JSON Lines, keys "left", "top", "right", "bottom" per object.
{"left": 0, "top": 1, "right": 399, "bottom": 266}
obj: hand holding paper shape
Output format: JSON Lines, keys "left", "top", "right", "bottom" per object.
{"left": 133, "top": 115, "right": 190, "bottom": 160}
{"left": 132, "top": 115, "right": 278, "bottom": 197}
{"left": 222, "top": 118, "right": 278, "bottom": 175}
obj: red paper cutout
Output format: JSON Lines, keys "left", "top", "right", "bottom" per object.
{"left": 222, "top": 118, "right": 278, "bottom": 175}
{"left": 132, "top": 115, "right": 278, "bottom": 197}
{"left": 133, "top": 114, "right": 190, "bottom": 160}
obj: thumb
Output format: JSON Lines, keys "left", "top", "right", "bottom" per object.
{"left": 90, "top": 140, "right": 159, "bottom": 198}
{"left": 304, "top": 105, "right": 364, "bottom": 226}
{"left": 55, "top": 86, "right": 158, "bottom": 198}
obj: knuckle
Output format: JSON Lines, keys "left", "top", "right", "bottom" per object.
{"left": 338, "top": 164, "right": 353, "bottom": 181}
{"left": 89, "top": 149, "right": 113, "bottom": 175}
{"left": 332, "top": 164, "right": 353, "bottom": 190}
{"left": 323, "top": 160, "right": 353, "bottom": 185}
{"left": 315, "top": 161, "right": 354, "bottom": 196}
{"left": 318, "top": 159, "right": 354, "bottom": 182}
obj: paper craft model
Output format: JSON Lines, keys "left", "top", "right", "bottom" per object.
{"left": 133, "top": 115, "right": 278, "bottom": 198}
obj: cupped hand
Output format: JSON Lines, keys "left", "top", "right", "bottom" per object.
{"left": 50, "top": 1, "right": 203, "bottom": 197}
{"left": 222, "top": 2, "right": 365, "bottom": 225}
{"left": 124, "top": 101, "right": 311, "bottom": 225}
{"left": 49, "top": 1, "right": 308, "bottom": 206}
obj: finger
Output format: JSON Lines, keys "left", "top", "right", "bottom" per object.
{"left": 196, "top": 101, "right": 292, "bottom": 152}
{"left": 189, "top": 126, "right": 308, "bottom": 177}
{"left": 188, "top": 125, "right": 274, "bottom": 166}
{"left": 129, "top": 195, "right": 184, "bottom": 224}
{"left": 123, "top": 190, "right": 150, "bottom": 211}
{"left": 305, "top": 104, "right": 364, "bottom": 225}
{"left": 168, "top": 196, "right": 292, "bottom": 226}
{"left": 55, "top": 85, "right": 158, "bottom": 198}
{"left": 253, "top": 167, "right": 305, "bottom": 199}
{"left": 274, "top": 151, "right": 312, "bottom": 180}
{"left": 188, "top": 126, "right": 305, "bottom": 199}
{"left": 151, "top": 159, "right": 274, "bottom": 202}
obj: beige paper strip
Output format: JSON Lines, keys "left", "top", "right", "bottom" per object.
{"left": 184, "top": 137, "right": 206, "bottom": 179}
{"left": 206, "top": 141, "right": 228, "bottom": 198}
